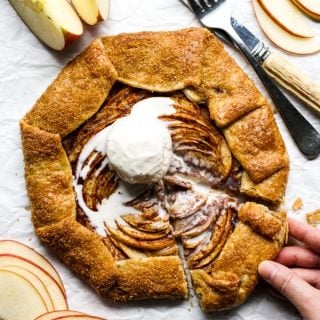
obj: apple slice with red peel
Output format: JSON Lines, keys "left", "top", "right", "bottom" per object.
{"left": 8, "top": 0, "right": 83, "bottom": 50}
{"left": 292, "top": 0, "right": 320, "bottom": 20}
{"left": 55, "top": 317, "right": 105, "bottom": 320}
{"left": 71, "top": 0, "right": 109, "bottom": 25}
{"left": 0, "top": 265, "right": 54, "bottom": 311}
{"left": 35, "top": 310, "right": 86, "bottom": 320}
{"left": 0, "top": 240, "right": 65, "bottom": 294}
{"left": 0, "top": 269, "right": 48, "bottom": 320}
{"left": 0, "top": 255, "right": 68, "bottom": 310}
{"left": 258, "top": 0, "right": 314, "bottom": 38}
{"left": 35, "top": 310, "right": 105, "bottom": 320}
{"left": 253, "top": 0, "right": 320, "bottom": 54}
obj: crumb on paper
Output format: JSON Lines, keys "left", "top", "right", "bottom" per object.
{"left": 292, "top": 197, "right": 303, "bottom": 211}
{"left": 306, "top": 209, "right": 320, "bottom": 227}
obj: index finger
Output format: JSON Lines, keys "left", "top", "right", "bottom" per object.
{"left": 288, "top": 218, "right": 320, "bottom": 253}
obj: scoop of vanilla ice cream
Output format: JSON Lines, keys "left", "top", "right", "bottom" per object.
{"left": 105, "top": 115, "right": 172, "bottom": 184}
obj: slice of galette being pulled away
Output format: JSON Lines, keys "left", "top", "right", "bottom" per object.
{"left": 20, "top": 28, "right": 289, "bottom": 312}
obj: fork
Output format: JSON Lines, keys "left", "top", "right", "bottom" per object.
{"left": 184, "top": 0, "right": 320, "bottom": 160}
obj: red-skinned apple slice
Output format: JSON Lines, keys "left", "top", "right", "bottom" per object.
{"left": 54, "top": 317, "right": 105, "bottom": 320}
{"left": 35, "top": 310, "right": 105, "bottom": 320}
{"left": 292, "top": 0, "right": 320, "bottom": 20}
{"left": 253, "top": 0, "right": 320, "bottom": 54}
{"left": 258, "top": 0, "right": 314, "bottom": 38}
{"left": 0, "top": 240, "right": 65, "bottom": 293}
{"left": 35, "top": 310, "right": 86, "bottom": 320}
{"left": 71, "top": 0, "right": 109, "bottom": 25}
{"left": 0, "top": 265, "right": 54, "bottom": 311}
{"left": 8, "top": 0, "right": 83, "bottom": 50}
{"left": 0, "top": 255, "right": 68, "bottom": 310}
{"left": 0, "top": 269, "right": 48, "bottom": 320}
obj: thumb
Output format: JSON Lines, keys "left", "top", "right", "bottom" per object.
{"left": 259, "top": 261, "right": 316, "bottom": 315}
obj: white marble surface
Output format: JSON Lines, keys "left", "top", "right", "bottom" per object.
{"left": 0, "top": 0, "right": 319, "bottom": 319}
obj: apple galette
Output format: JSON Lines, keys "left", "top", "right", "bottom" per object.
{"left": 20, "top": 28, "right": 289, "bottom": 312}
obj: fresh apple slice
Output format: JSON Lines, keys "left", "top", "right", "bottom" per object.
{"left": 9, "top": 0, "right": 83, "bottom": 50}
{"left": 253, "top": 0, "right": 320, "bottom": 54}
{"left": 0, "top": 240, "right": 65, "bottom": 294}
{"left": 71, "top": 0, "right": 109, "bottom": 25}
{"left": 0, "top": 269, "right": 48, "bottom": 320}
{"left": 35, "top": 310, "right": 86, "bottom": 320}
{"left": 35, "top": 310, "right": 105, "bottom": 320}
{"left": 55, "top": 317, "right": 105, "bottom": 319}
{"left": 0, "top": 265, "right": 54, "bottom": 311}
{"left": 292, "top": 0, "right": 320, "bottom": 20}
{"left": 258, "top": 0, "right": 314, "bottom": 38}
{"left": 0, "top": 255, "right": 68, "bottom": 310}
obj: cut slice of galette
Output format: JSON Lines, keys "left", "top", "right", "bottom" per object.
{"left": 21, "top": 28, "right": 289, "bottom": 312}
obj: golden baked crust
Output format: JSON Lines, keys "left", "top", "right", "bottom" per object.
{"left": 20, "top": 121, "right": 75, "bottom": 228}
{"left": 238, "top": 202, "right": 284, "bottom": 240}
{"left": 20, "top": 28, "right": 289, "bottom": 312}
{"left": 23, "top": 39, "right": 117, "bottom": 137}
{"left": 224, "top": 105, "right": 289, "bottom": 183}
{"left": 36, "top": 217, "right": 117, "bottom": 297}
{"left": 184, "top": 30, "right": 266, "bottom": 127}
{"left": 240, "top": 168, "right": 289, "bottom": 204}
{"left": 191, "top": 203, "right": 287, "bottom": 312}
{"left": 36, "top": 217, "right": 188, "bottom": 300}
{"left": 109, "top": 257, "right": 188, "bottom": 302}
{"left": 101, "top": 28, "right": 204, "bottom": 92}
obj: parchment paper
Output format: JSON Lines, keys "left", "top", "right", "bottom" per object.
{"left": 0, "top": 0, "right": 319, "bottom": 319}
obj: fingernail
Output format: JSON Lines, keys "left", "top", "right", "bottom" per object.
{"left": 258, "top": 261, "right": 278, "bottom": 280}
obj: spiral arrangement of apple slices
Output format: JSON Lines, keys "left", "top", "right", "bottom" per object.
{"left": 253, "top": 0, "right": 320, "bottom": 54}
{"left": 65, "top": 86, "right": 243, "bottom": 268}
{"left": 0, "top": 240, "right": 105, "bottom": 320}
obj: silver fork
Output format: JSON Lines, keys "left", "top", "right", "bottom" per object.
{"left": 184, "top": 0, "right": 320, "bottom": 160}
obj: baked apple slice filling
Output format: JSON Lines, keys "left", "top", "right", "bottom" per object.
{"left": 63, "top": 86, "right": 244, "bottom": 267}
{"left": 165, "top": 176, "right": 239, "bottom": 269}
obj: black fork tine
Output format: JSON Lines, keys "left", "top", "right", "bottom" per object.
{"left": 187, "top": 0, "right": 225, "bottom": 18}
{"left": 187, "top": 0, "right": 206, "bottom": 17}
{"left": 198, "top": 0, "right": 210, "bottom": 11}
{"left": 206, "top": 0, "right": 226, "bottom": 10}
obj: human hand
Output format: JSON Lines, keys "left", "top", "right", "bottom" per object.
{"left": 259, "top": 218, "right": 320, "bottom": 320}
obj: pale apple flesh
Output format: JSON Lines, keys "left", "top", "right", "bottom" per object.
{"left": 9, "top": 0, "right": 83, "bottom": 50}
{"left": 258, "top": 0, "right": 314, "bottom": 38}
{"left": 35, "top": 310, "right": 105, "bottom": 320}
{"left": 97, "top": 0, "right": 109, "bottom": 20}
{"left": 0, "top": 269, "right": 48, "bottom": 320}
{"left": 54, "top": 317, "right": 105, "bottom": 320}
{"left": 0, "top": 255, "right": 68, "bottom": 310}
{"left": 71, "top": 0, "right": 109, "bottom": 25}
{"left": 0, "top": 240, "right": 65, "bottom": 293}
{"left": 0, "top": 265, "right": 55, "bottom": 311}
{"left": 292, "top": 0, "right": 320, "bottom": 20}
{"left": 34, "top": 310, "right": 86, "bottom": 320}
{"left": 252, "top": 0, "right": 320, "bottom": 55}
{"left": 71, "top": 0, "right": 99, "bottom": 25}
